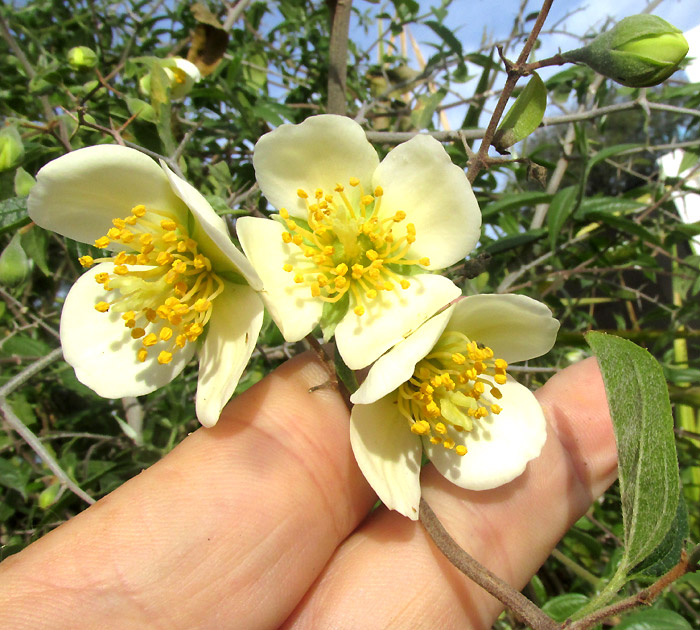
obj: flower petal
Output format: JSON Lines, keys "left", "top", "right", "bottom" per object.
{"left": 446, "top": 294, "right": 559, "bottom": 364}
{"left": 236, "top": 216, "right": 322, "bottom": 341}
{"left": 195, "top": 282, "right": 264, "bottom": 427}
{"left": 372, "top": 134, "right": 481, "bottom": 270}
{"left": 350, "top": 395, "right": 423, "bottom": 520}
{"left": 351, "top": 306, "right": 454, "bottom": 405}
{"left": 161, "top": 163, "right": 262, "bottom": 290}
{"left": 335, "top": 274, "right": 461, "bottom": 370}
{"left": 28, "top": 145, "right": 187, "bottom": 245}
{"left": 424, "top": 377, "right": 547, "bottom": 490}
{"left": 60, "top": 263, "right": 195, "bottom": 398}
{"left": 253, "top": 115, "right": 379, "bottom": 218}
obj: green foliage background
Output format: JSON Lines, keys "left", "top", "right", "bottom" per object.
{"left": 0, "top": 1, "right": 698, "bottom": 626}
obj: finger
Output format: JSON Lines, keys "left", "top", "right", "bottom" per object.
{"left": 0, "top": 354, "right": 376, "bottom": 630}
{"left": 283, "top": 357, "right": 618, "bottom": 629}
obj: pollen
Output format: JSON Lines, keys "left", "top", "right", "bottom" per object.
{"left": 396, "top": 330, "right": 510, "bottom": 457}
{"left": 278, "top": 177, "right": 429, "bottom": 317}
{"left": 86, "top": 203, "right": 225, "bottom": 367}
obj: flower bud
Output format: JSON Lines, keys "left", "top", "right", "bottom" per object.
{"left": 67, "top": 46, "right": 98, "bottom": 70}
{"left": 0, "top": 126, "right": 24, "bottom": 172}
{"left": 562, "top": 15, "right": 688, "bottom": 88}
{"left": 0, "top": 233, "right": 31, "bottom": 286}
{"left": 139, "top": 57, "right": 202, "bottom": 101}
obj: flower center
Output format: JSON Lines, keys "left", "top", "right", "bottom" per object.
{"left": 78, "top": 204, "right": 224, "bottom": 365}
{"left": 397, "top": 331, "right": 508, "bottom": 456}
{"left": 279, "top": 178, "right": 430, "bottom": 316}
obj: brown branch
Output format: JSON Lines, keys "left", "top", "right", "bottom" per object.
{"left": 467, "top": 0, "right": 554, "bottom": 183}
{"left": 566, "top": 550, "right": 692, "bottom": 630}
{"left": 326, "top": 0, "right": 353, "bottom": 115}
{"left": 419, "top": 498, "right": 559, "bottom": 630}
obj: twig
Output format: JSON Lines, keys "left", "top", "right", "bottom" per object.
{"left": 467, "top": 0, "right": 554, "bottom": 183}
{"left": 419, "top": 498, "right": 559, "bottom": 630}
{"left": 566, "top": 550, "right": 691, "bottom": 630}
{"left": 222, "top": 0, "right": 252, "bottom": 30}
{"left": 0, "top": 348, "right": 95, "bottom": 506}
{"left": 326, "top": 0, "right": 353, "bottom": 116}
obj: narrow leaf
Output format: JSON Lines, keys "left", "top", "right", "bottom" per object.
{"left": 493, "top": 72, "right": 547, "bottom": 153}
{"left": 585, "top": 332, "right": 680, "bottom": 575}
{"left": 547, "top": 185, "right": 577, "bottom": 249}
{"left": 614, "top": 609, "right": 692, "bottom": 630}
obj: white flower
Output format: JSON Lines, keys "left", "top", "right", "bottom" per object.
{"left": 349, "top": 294, "right": 560, "bottom": 520}
{"left": 28, "top": 145, "right": 264, "bottom": 427}
{"left": 139, "top": 57, "right": 201, "bottom": 100}
{"left": 237, "top": 114, "right": 482, "bottom": 370}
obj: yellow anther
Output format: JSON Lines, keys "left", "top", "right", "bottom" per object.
{"left": 286, "top": 220, "right": 297, "bottom": 231}
{"left": 314, "top": 188, "right": 323, "bottom": 199}
{"left": 293, "top": 274, "right": 304, "bottom": 284}
{"left": 374, "top": 186, "right": 383, "bottom": 196}
{"left": 283, "top": 263, "right": 293, "bottom": 272}
{"left": 366, "top": 249, "right": 379, "bottom": 261}
{"left": 125, "top": 215, "right": 138, "bottom": 225}
{"left": 142, "top": 333, "right": 158, "bottom": 347}
{"left": 113, "top": 264, "right": 128, "bottom": 275}
{"left": 94, "top": 236, "right": 110, "bottom": 248}
{"left": 351, "top": 264, "right": 364, "bottom": 279}
{"left": 430, "top": 436, "right": 442, "bottom": 444}
{"left": 334, "top": 183, "right": 344, "bottom": 192}
{"left": 122, "top": 311, "right": 135, "bottom": 322}
{"left": 158, "top": 351, "right": 173, "bottom": 365}
{"left": 334, "top": 263, "right": 348, "bottom": 276}
{"left": 131, "top": 327, "right": 146, "bottom": 339}
{"left": 393, "top": 211, "right": 406, "bottom": 221}
{"left": 491, "top": 404, "right": 502, "bottom": 414}
{"left": 137, "top": 348, "right": 148, "bottom": 362}
{"left": 361, "top": 195, "right": 374, "bottom": 206}
{"left": 410, "top": 420, "right": 431, "bottom": 435}
{"left": 120, "top": 230, "right": 135, "bottom": 243}
{"left": 419, "top": 257, "right": 430, "bottom": 266}
{"left": 452, "top": 353, "right": 465, "bottom": 365}
{"left": 334, "top": 276, "right": 347, "bottom": 289}
{"left": 310, "top": 283, "right": 321, "bottom": 297}
{"left": 174, "top": 282, "right": 187, "bottom": 296}
{"left": 172, "top": 260, "right": 187, "bottom": 274}
{"left": 367, "top": 289, "right": 377, "bottom": 299}
{"left": 160, "top": 327, "right": 173, "bottom": 341}
{"left": 349, "top": 177, "right": 360, "bottom": 186}
{"left": 94, "top": 301, "right": 110, "bottom": 313}
{"left": 400, "top": 279, "right": 410, "bottom": 290}
{"left": 112, "top": 218, "right": 126, "bottom": 229}
{"left": 114, "top": 251, "right": 128, "bottom": 265}
{"left": 160, "top": 219, "right": 177, "bottom": 231}
{"left": 162, "top": 231, "right": 178, "bottom": 243}
{"left": 494, "top": 374, "right": 507, "bottom": 385}
{"left": 426, "top": 401, "right": 441, "bottom": 417}
{"left": 292, "top": 234, "right": 303, "bottom": 245}
{"left": 455, "top": 445, "right": 468, "bottom": 456}
{"left": 281, "top": 232, "right": 292, "bottom": 243}
{"left": 354, "top": 305, "right": 365, "bottom": 316}
{"left": 193, "top": 298, "right": 211, "bottom": 312}
{"left": 175, "top": 334, "right": 187, "bottom": 348}
{"left": 131, "top": 204, "right": 146, "bottom": 217}
{"left": 145, "top": 309, "right": 157, "bottom": 322}
{"left": 79, "top": 255, "right": 94, "bottom": 267}
{"left": 156, "top": 251, "right": 173, "bottom": 265}
{"left": 435, "top": 422, "right": 447, "bottom": 435}
{"left": 443, "top": 438, "right": 455, "bottom": 449}
{"left": 494, "top": 359, "right": 508, "bottom": 370}
{"left": 107, "top": 227, "right": 121, "bottom": 239}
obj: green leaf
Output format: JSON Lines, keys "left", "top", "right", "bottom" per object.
{"left": 424, "top": 20, "right": 463, "bottom": 56}
{"left": 547, "top": 185, "right": 577, "bottom": 249}
{"left": 38, "top": 482, "right": 62, "bottom": 509}
{"left": 631, "top": 489, "right": 688, "bottom": 578}
{"left": 585, "top": 210, "right": 661, "bottom": 246}
{"left": 481, "top": 191, "right": 551, "bottom": 219}
{"left": 20, "top": 224, "right": 50, "bottom": 276}
{"left": 0, "top": 458, "right": 30, "bottom": 500}
{"left": 493, "top": 72, "right": 547, "bottom": 152}
{"left": 410, "top": 89, "right": 446, "bottom": 130}
{"left": 541, "top": 593, "right": 590, "bottom": 622}
{"left": 125, "top": 97, "right": 156, "bottom": 123}
{"left": 13, "top": 167, "right": 36, "bottom": 196}
{"left": 334, "top": 349, "right": 358, "bottom": 394}
{"left": 585, "top": 332, "right": 680, "bottom": 576}
{"left": 0, "top": 196, "right": 30, "bottom": 236}
{"left": 614, "top": 609, "right": 692, "bottom": 630}
{"left": 483, "top": 228, "right": 546, "bottom": 254}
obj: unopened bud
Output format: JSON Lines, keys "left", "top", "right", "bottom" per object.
{"left": 0, "top": 126, "right": 24, "bottom": 172}
{"left": 0, "top": 233, "right": 31, "bottom": 286}
{"left": 139, "top": 57, "right": 202, "bottom": 101}
{"left": 562, "top": 15, "right": 688, "bottom": 88}
{"left": 67, "top": 46, "right": 98, "bottom": 70}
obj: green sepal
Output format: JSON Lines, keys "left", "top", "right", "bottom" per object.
{"left": 319, "top": 291, "right": 349, "bottom": 341}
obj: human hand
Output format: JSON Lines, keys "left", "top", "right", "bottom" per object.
{"left": 0, "top": 355, "right": 616, "bottom": 629}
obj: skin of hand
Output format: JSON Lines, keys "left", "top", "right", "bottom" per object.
{"left": 0, "top": 355, "right": 616, "bottom": 630}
